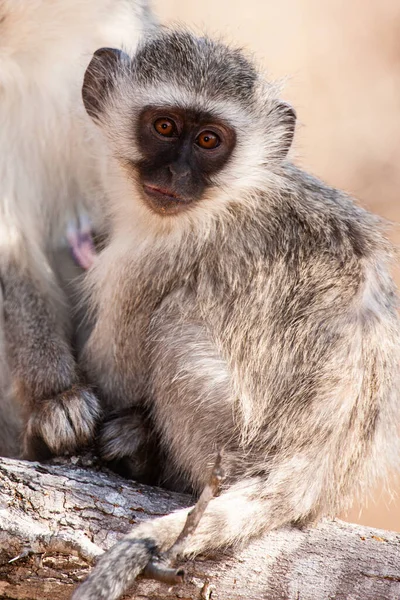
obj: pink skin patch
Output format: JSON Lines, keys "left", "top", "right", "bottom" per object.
{"left": 66, "top": 214, "right": 97, "bottom": 270}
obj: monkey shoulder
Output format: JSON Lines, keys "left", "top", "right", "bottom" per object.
{"left": 194, "top": 165, "right": 395, "bottom": 329}
{"left": 278, "top": 163, "right": 388, "bottom": 261}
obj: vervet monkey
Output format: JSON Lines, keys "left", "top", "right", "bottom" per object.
{"left": 0, "top": 0, "right": 155, "bottom": 459}
{"left": 75, "top": 30, "right": 400, "bottom": 599}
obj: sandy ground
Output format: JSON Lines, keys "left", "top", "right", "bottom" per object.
{"left": 154, "top": 0, "right": 400, "bottom": 532}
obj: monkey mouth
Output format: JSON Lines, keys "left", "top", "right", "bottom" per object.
{"left": 142, "top": 184, "right": 191, "bottom": 215}
{"left": 143, "top": 184, "right": 182, "bottom": 202}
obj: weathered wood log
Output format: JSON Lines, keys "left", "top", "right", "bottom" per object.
{"left": 0, "top": 456, "right": 399, "bottom": 600}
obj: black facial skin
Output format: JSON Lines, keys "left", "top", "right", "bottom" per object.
{"left": 134, "top": 106, "right": 236, "bottom": 216}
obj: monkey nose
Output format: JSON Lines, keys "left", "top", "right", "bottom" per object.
{"left": 168, "top": 164, "right": 190, "bottom": 179}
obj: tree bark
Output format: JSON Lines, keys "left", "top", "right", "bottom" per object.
{"left": 0, "top": 457, "right": 399, "bottom": 600}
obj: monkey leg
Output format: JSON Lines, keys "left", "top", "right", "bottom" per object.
{"left": 147, "top": 309, "right": 242, "bottom": 493}
{"left": 73, "top": 475, "right": 307, "bottom": 600}
{"left": 53, "top": 246, "right": 95, "bottom": 356}
{"left": 0, "top": 258, "right": 100, "bottom": 459}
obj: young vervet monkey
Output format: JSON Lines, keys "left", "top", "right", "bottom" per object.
{"left": 0, "top": 0, "right": 155, "bottom": 459}
{"left": 75, "top": 30, "right": 400, "bottom": 599}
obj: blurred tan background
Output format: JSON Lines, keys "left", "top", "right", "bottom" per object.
{"left": 153, "top": 0, "right": 400, "bottom": 532}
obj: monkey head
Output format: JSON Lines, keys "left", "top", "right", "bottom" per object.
{"left": 82, "top": 30, "right": 296, "bottom": 222}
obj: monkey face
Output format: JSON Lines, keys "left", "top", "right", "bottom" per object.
{"left": 133, "top": 106, "right": 236, "bottom": 216}
{"left": 82, "top": 36, "right": 297, "bottom": 225}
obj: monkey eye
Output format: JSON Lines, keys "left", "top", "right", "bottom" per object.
{"left": 154, "top": 118, "right": 177, "bottom": 137}
{"left": 196, "top": 131, "right": 220, "bottom": 150}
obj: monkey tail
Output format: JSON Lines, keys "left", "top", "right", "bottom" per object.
{"left": 72, "top": 533, "right": 158, "bottom": 600}
{"left": 73, "top": 477, "right": 301, "bottom": 600}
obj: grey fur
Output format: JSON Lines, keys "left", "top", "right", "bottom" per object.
{"left": 75, "top": 30, "right": 400, "bottom": 599}
{"left": 1, "top": 260, "right": 100, "bottom": 458}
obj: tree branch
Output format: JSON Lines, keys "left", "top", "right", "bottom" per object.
{"left": 0, "top": 457, "right": 399, "bottom": 600}
{"left": 142, "top": 450, "right": 225, "bottom": 585}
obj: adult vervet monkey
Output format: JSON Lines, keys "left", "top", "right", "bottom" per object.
{"left": 74, "top": 30, "right": 400, "bottom": 599}
{"left": 0, "top": 0, "right": 156, "bottom": 459}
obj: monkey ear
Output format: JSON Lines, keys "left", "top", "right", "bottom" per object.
{"left": 82, "top": 47, "right": 130, "bottom": 121}
{"left": 271, "top": 100, "right": 297, "bottom": 159}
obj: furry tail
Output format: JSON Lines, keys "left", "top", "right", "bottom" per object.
{"left": 72, "top": 534, "right": 158, "bottom": 600}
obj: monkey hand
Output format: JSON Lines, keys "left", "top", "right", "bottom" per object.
{"left": 23, "top": 385, "right": 101, "bottom": 459}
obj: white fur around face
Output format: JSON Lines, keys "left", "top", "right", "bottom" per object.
{"left": 94, "top": 75, "right": 291, "bottom": 253}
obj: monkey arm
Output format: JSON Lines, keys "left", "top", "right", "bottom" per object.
{"left": 0, "top": 253, "right": 100, "bottom": 459}
{"left": 81, "top": 247, "right": 153, "bottom": 412}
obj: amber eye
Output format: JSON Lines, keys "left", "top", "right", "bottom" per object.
{"left": 154, "top": 118, "right": 176, "bottom": 137}
{"left": 196, "top": 131, "right": 220, "bottom": 149}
